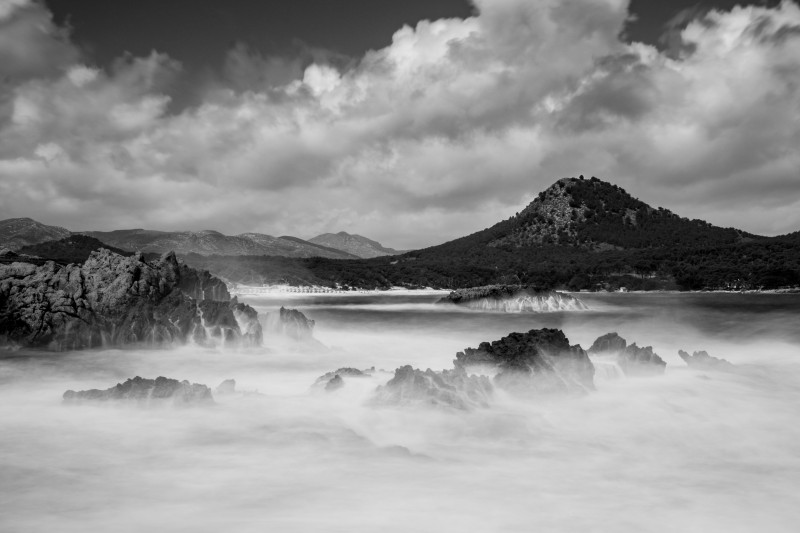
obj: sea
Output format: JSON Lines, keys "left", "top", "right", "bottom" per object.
{"left": 1, "top": 291, "right": 799, "bottom": 532}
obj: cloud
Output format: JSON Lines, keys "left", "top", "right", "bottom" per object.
{"left": 0, "top": 0, "right": 799, "bottom": 248}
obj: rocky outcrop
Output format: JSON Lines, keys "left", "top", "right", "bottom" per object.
{"left": 439, "top": 285, "right": 587, "bottom": 312}
{"left": 587, "top": 333, "right": 666, "bottom": 377}
{"left": 455, "top": 328, "right": 595, "bottom": 393}
{"left": 373, "top": 366, "right": 493, "bottom": 410}
{"left": 313, "top": 367, "right": 373, "bottom": 391}
{"left": 63, "top": 376, "right": 213, "bottom": 405}
{"left": 0, "top": 248, "right": 261, "bottom": 350}
{"left": 216, "top": 379, "right": 236, "bottom": 394}
{"left": 325, "top": 375, "right": 345, "bottom": 391}
{"left": 678, "top": 350, "right": 735, "bottom": 372}
{"left": 265, "top": 306, "right": 315, "bottom": 341}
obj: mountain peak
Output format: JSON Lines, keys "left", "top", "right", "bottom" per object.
{"left": 308, "top": 232, "right": 405, "bottom": 258}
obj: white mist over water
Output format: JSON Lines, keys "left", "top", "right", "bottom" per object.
{"left": 2, "top": 293, "right": 800, "bottom": 532}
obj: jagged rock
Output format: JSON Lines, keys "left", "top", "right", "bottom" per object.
{"left": 439, "top": 285, "right": 587, "bottom": 312}
{"left": 678, "top": 350, "right": 735, "bottom": 372}
{"left": 455, "top": 328, "right": 595, "bottom": 393}
{"left": 588, "top": 332, "right": 627, "bottom": 354}
{"left": 63, "top": 376, "right": 213, "bottom": 405}
{"left": 619, "top": 343, "right": 666, "bottom": 376}
{"left": 0, "top": 248, "right": 260, "bottom": 350}
{"left": 265, "top": 306, "right": 315, "bottom": 341}
{"left": 373, "top": 365, "right": 493, "bottom": 410}
{"left": 216, "top": 379, "right": 236, "bottom": 394}
{"left": 325, "top": 375, "right": 345, "bottom": 391}
{"left": 312, "top": 367, "right": 374, "bottom": 390}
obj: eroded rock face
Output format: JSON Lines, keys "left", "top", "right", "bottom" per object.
{"left": 439, "top": 285, "right": 587, "bottom": 313}
{"left": 63, "top": 376, "right": 213, "bottom": 405}
{"left": 678, "top": 350, "right": 735, "bottom": 372}
{"left": 455, "top": 328, "right": 595, "bottom": 393}
{"left": 373, "top": 366, "right": 493, "bottom": 410}
{"left": 587, "top": 332, "right": 666, "bottom": 377}
{"left": 265, "top": 306, "right": 315, "bottom": 341}
{"left": 0, "top": 249, "right": 260, "bottom": 350}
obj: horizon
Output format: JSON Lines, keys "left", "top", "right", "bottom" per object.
{"left": 1, "top": 0, "right": 799, "bottom": 248}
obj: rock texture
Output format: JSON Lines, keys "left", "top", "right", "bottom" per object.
{"left": 373, "top": 366, "right": 493, "bottom": 410}
{"left": 588, "top": 333, "right": 666, "bottom": 376}
{"left": 455, "top": 328, "right": 595, "bottom": 393}
{"left": 0, "top": 248, "right": 261, "bottom": 350}
{"left": 313, "top": 367, "right": 374, "bottom": 391}
{"left": 63, "top": 376, "right": 213, "bottom": 405}
{"left": 440, "top": 285, "right": 587, "bottom": 312}
{"left": 678, "top": 350, "right": 735, "bottom": 372}
{"left": 265, "top": 306, "right": 315, "bottom": 341}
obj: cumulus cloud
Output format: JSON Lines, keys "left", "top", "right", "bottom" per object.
{"left": 0, "top": 0, "right": 799, "bottom": 248}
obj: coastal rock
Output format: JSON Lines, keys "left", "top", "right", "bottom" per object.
{"left": 0, "top": 248, "right": 260, "bottom": 349}
{"left": 265, "top": 306, "right": 315, "bottom": 341}
{"left": 313, "top": 367, "right": 374, "bottom": 390}
{"left": 373, "top": 365, "right": 493, "bottom": 410}
{"left": 63, "top": 376, "right": 213, "bottom": 406}
{"left": 455, "top": 328, "right": 595, "bottom": 393}
{"left": 619, "top": 343, "right": 667, "bottom": 376}
{"left": 678, "top": 350, "right": 735, "bottom": 372}
{"left": 325, "top": 375, "right": 345, "bottom": 391}
{"left": 439, "top": 285, "right": 587, "bottom": 312}
{"left": 587, "top": 332, "right": 666, "bottom": 377}
{"left": 216, "top": 379, "right": 236, "bottom": 394}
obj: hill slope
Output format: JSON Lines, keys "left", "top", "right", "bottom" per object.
{"left": 18, "top": 235, "right": 133, "bottom": 264}
{"left": 0, "top": 218, "right": 71, "bottom": 251}
{"left": 309, "top": 232, "right": 405, "bottom": 258}
{"left": 82, "top": 229, "right": 357, "bottom": 259}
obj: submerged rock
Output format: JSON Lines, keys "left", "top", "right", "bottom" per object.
{"left": 0, "top": 248, "right": 261, "bottom": 350}
{"left": 63, "top": 376, "right": 213, "bottom": 405}
{"left": 373, "top": 365, "right": 493, "bottom": 410}
{"left": 587, "top": 332, "right": 666, "bottom": 377}
{"left": 455, "top": 328, "right": 595, "bottom": 393}
{"left": 678, "top": 350, "right": 735, "bottom": 372}
{"left": 439, "top": 285, "right": 588, "bottom": 312}
{"left": 265, "top": 306, "right": 315, "bottom": 341}
{"left": 313, "top": 367, "right": 373, "bottom": 392}
{"left": 216, "top": 379, "right": 236, "bottom": 394}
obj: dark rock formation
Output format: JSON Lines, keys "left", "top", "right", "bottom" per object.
{"left": 588, "top": 332, "right": 627, "bottom": 354}
{"left": 373, "top": 365, "right": 493, "bottom": 410}
{"left": 439, "top": 285, "right": 587, "bottom": 312}
{"left": 325, "top": 375, "right": 345, "bottom": 391}
{"left": 619, "top": 343, "right": 667, "bottom": 376}
{"left": 678, "top": 350, "right": 735, "bottom": 372}
{"left": 266, "top": 306, "right": 315, "bottom": 341}
{"left": 63, "top": 376, "right": 213, "bottom": 405}
{"left": 587, "top": 332, "right": 666, "bottom": 377}
{"left": 0, "top": 248, "right": 261, "bottom": 349}
{"left": 216, "top": 379, "right": 236, "bottom": 394}
{"left": 455, "top": 328, "right": 595, "bottom": 393}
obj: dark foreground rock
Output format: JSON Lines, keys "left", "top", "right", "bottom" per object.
{"left": 455, "top": 328, "right": 595, "bottom": 393}
{"left": 0, "top": 249, "right": 261, "bottom": 349}
{"left": 373, "top": 366, "right": 493, "bottom": 410}
{"left": 588, "top": 332, "right": 666, "bottom": 377}
{"left": 678, "top": 350, "right": 736, "bottom": 371}
{"left": 439, "top": 285, "right": 587, "bottom": 312}
{"left": 265, "top": 306, "right": 315, "bottom": 341}
{"left": 63, "top": 376, "right": 213, "bottom": 405}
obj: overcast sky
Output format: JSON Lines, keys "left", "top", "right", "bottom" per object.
{"left": 1, "top": 0, "right": 798, "bottom": 248}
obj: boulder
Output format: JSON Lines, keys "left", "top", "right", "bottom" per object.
{"left": 618, "top": 343, "right": 667, "bottom": 376}
{"left": 63, "top": 376, "right": 213, "bottom": 406}
{"left": 265, "top": 306, "right": 315, "bottom": 341}
{"left": 325, "top": 375, "right": 345, "bottom": 392}
{"left": 373, "top": 365, "right": 493, "bottom": 410}
{"left": 455, "top": 328, "right": 595, "bottom": 393}
{"left": 588, "top": 332, "right": 627, "bottom": 354}
{"left": 678, "top": 350, "right": 735, "bottom": 372}
{"left": 313, "top": 367, "right": 374, "bottom": 391}
{"left": 0, "top": 248, "right": 260, "bottom": 349}
{"left": 216, "top": 379, "right": 236, "bottom": 394}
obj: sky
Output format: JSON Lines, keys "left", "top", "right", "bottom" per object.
{"left": 0, "top": 0, "right": 798, "bottom": 249}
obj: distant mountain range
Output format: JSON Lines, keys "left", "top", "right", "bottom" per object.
{"left": 0, "top": 220, "right": 405, "bottom": 260}
{"left": 309, "top": 232, "right": 405, "bottom": 258}
{"left": 185, "top": 176, "right": 800, "bottom": 291}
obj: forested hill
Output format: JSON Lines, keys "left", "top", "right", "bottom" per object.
{"left": 184, "top": 176, "right": 799, "bottom": 292}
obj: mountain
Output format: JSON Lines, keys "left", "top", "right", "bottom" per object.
{"left": 81, "top": 229, "right": 358, "bottom": 259}
{"left": 184, "top": 176, "right": 800, "bottom": 291}
{"left": 308, "top": 232, "right": 405, "bottom": 258}
{"left": 18, "top": 235, "right": 133, "bottom": 264}
{"left": 0, "top": 218, "right": 71, "bottom": 251}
